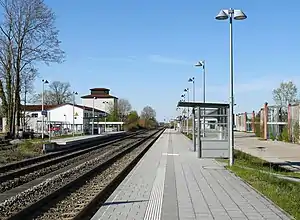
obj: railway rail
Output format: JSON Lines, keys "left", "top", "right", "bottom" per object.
{"left": 0, "top": 131, "right": 146, "bottom": 199}
{"left": 0, "top": 128, "right": 164, "bottom": 220}
{"left": 0, "top": 131, "right": 143, "bottom": 179}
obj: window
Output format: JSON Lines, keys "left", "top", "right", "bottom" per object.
{"left": 31, "top": 113, "right": 38, "bottom": 118}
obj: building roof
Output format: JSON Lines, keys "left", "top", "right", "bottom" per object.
{"left": 177, "top": 101, "right": 229, "bottom": 108}
{"left": 90, "top": 88, "right": 110, "bottom": 91}
{"left": 23, "top": 103, "right": 107, "bottom": 114}
{"left": 81, "top": 94, "right": 118, "bottom": 99}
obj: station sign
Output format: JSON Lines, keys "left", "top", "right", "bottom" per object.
{"left": 41, "top": 110, "right": 47, "bottom": 116}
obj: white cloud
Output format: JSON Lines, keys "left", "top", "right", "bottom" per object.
{"left": 148, "top": 54, "right": 190, "bottom": 65}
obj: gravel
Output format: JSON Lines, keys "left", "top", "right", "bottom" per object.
{"left": 0, "top": 139, "right": 137, "bottom": 193}
{"left": 32, "top": 137, "right": 150, "bottom": 220}
{"left": 0, "top": 137, "right": 144, "bottom": 219}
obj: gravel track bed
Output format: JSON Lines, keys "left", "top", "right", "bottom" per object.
{"left": 0, "top": 136, "right": 147, "bottom": 220}
{"left": 32, "top": 139, "right": 149, "bottom": 220}
{"left": 0, "top": 138, "right": 139, "bottom": 193}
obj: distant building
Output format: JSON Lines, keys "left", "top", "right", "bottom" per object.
{"left": 23, "top": 103, "right": 106, "bottom": 134}
{"left": 81, "top": 88, "right": 118, "bottom": 113}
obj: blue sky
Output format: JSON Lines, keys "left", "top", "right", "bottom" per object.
{"left": 36, "top": 0, "right": 300, "bottom": 121}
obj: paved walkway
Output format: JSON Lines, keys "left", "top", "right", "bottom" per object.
{"left": 52, "top": 131, "right": 124, "bottom": 145}
{"left": 91, "top": 129, "right": 291, "bottom": 220}
{"left": 234, "top": 132, "right": 300, "bottom": 171}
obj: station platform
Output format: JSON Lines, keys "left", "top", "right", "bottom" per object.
{"left": 43, "top": 131, "right": 126, "bottom": 153}
{"left": 51, "top": 131, "right": 125, "bottom": 145}
{"left": 91, "top": 129, "right": 291, "bottom": 220}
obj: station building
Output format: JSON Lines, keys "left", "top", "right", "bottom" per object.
{"left": 0, "top": 87, "right": 124, "bottom": 135}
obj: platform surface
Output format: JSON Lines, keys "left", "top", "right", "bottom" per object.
{"left": 51, "top": 131, "right": 124, "bottom": 145}
{"left": 91, "top": 129, "right": 291, "bottom": 220}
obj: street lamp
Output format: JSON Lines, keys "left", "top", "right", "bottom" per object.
{"left": 195, "top": 60, "right": 206, "bottom": 137}
{"left": 194, "top": 60, "right": 206, "bottom": 104}
{"left": 215, "top": 8, "right": 247, "bottom": 166}
{"left": 103, "top": 101, "right": 108, "bottom": 132}
{"left": 184, "top": 88, "right": 190, "bottom": 135}
{"left": 41, "top": 79, "right": 49, "bottom": 139}
{"left": 72, "top": 91, "right": 78, "bottom": 136}
{"left": 92, "top": 97, "right": 97, "bottom": 135}
{"left": 188, "top": 77, "right": 195, "bottom": 102}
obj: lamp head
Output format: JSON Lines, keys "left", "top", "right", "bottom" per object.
{"left": 215, "top": 10, "right": 229, "bottom": 20}
{"left": 234, "top": 9, "right": 247, "bottom": 20}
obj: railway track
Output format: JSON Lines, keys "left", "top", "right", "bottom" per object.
{"left": 0, "top": 131, "right": 145, "bottom": 194}
{"left": 0, "top": 128, "right": 164, "bottom": 220}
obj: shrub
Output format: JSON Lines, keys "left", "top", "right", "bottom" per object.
{"left": 281, "top": 126, "right": 289, "bottom": 142}
{"left": 293, "top": 121, "right": 299, "bottom": 143}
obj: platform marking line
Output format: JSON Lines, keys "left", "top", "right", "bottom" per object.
{"left": 93, "top": 133, "right": 165, "bottom": 220}
{"left": 143, "top": 133, "right": 169, "bottom": 220}
{"left": 162, "top": 153, "right": 179, "bottom": 156}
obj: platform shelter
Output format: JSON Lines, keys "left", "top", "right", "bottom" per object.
{"left": 177, "top": 101, "right": 230, "bottom": 158}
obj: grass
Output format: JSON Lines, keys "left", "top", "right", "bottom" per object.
{"left": 0, "top": 140, "right": 42, "bottom": 165}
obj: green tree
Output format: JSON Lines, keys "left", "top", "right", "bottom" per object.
{"left": 124, "top": 110, "right": 140, "bottom": 131}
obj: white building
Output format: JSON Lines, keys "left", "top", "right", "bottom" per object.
{"left": 81, "top": 88, "right": 118, "bottom": 113}
{"left": 24, "top": 103, "right": 106, "bottom": 134}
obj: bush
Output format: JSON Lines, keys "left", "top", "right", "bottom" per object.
{"left": 293, "top": 122, "right": 299, "bottom": 143}
{"left": 281, "top": 126, "right": 289, "bottom": 142}
{"left": 270, "top": 133, "right": 275, "bottom": 141}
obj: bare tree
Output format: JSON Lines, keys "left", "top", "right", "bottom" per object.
{"left": 0, "top": 0, "right": 64, "bottom": 135}
{"left": 117, "top": 98, "right": 132, "bottom": 121}
{"left": 33, "top": 81, "right": 72, "bottom": 105}
{"left": 141, "top": 106, "right": 156, "bottom": 120}
{"left": 140, "top": 106, "right": 157, "bottom": 129}
{"left": 21, "top": 67, "right": 37, "bottom": 127}
{"left": 272, "top": 81, "right": 298, "bottom": 107}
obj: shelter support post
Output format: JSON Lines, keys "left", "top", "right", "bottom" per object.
{"left": 192, "top": 108, "right": 196, "bottom": 152}
{"left": 197, "top": 106, "right": 201, "bottom": 158}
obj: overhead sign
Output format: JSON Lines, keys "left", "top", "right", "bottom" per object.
{"left": 41, "top": 110, "right": 47, "bottom": 116}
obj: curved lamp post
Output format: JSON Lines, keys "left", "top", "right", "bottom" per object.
{"left": 215, "top": 8, "right": 247, "bottom": 166}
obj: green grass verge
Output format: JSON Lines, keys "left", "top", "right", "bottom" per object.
{"left": 0, "top": 140, "right": 42, "bottom": 165}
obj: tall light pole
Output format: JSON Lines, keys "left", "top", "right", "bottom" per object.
{"left": 92, "top": 97, "right": 96, "bottom": 135}
{"left": 184, "top": 88, "right": 190, "bottom": 135}
{"left": 215, "top": 8, "right": 247, "bottom": 166}
{"left": 181, "top": 94, "right": 186, "bottom": 133}
{"left": 188, "top": 77, "right": 196, "bottom": 151}
{"left": 188, "top": 77, "right": 195, "bottom": 102}
{"left": 195, "top": 60, "right": 206, "bottom": 137}
{"left": 72, "top": 91, "right": 78, "bottom": 136}
{"left": 41, "top": 79, "right": 49, "bottom": 139}
{"left": 103, "top": 101, "right": 108, "bottom": 132}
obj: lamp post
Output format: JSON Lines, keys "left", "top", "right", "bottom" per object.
{"left": 215, "top": 8, "right": 247, "bottom": 166}
{"left": 184, "top": 88, "right": 190, "bottom": 135}
{"left": 72, "top": 91, "right": 78, "bottom": 136}
{"left": 103, "top": 101, "right": 108, "bottom": 132}
{"left": 41, "top": 79, "right": 49, "bottom": 139}
{"left": 92, "top": 97, "right": 96, "bottom": 135}
{"left": 188, "top": 77, "right": 195, "bottom": 102}
{"left": 195, "top": 60, "right": 206, "bottom": 137}
{"left": 181, "top": 94, "right": 186, "bottom": 133}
